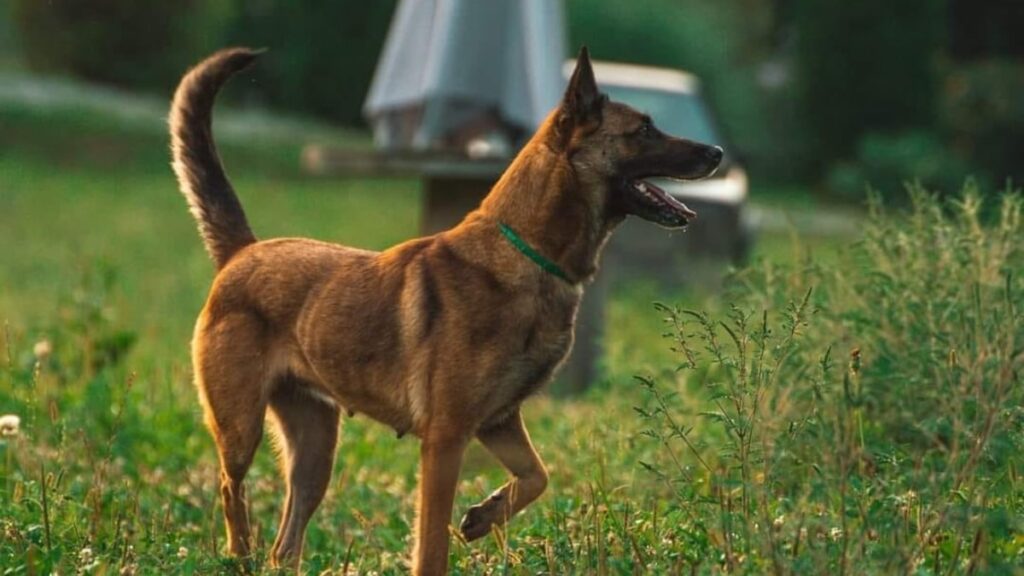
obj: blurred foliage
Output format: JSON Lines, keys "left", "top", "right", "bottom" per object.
{"left": 10, "top": 0, "right": 226, "bottom": 91}
{"left": 949, "top": 0, "right": 1024, "bottom": 60}
{"left": 942, "top": 59, "right": 1024, "bottom": 188}
{"left": 0, "top": 2, "right": 14, "bottom": 64}
{"left": 824, "top": 59, "right": 1024, "bottom": 200}
{"left": 825, "top": 131, "right": 976, "bottom": 201}
{"left": 222, "top": 0, "right": 396, "bottom": 126}
{"left": 4, "top": 0, "right": 1024, "bottom": 197}
{"left": 793, "top": 0, "right": 1024, "bottom": 198}
{"left": 9, "top": 0, "right": 395, "bottom": 126}
{"left": 793, "top": 0, "right": 947, "bottom": 169}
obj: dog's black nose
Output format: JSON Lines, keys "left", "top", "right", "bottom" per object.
{"left": 706, "top": 146, "right": 724, "bottom": 162}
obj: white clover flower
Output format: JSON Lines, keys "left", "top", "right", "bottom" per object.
{"left": 0, "top": 414, "right": 20, "bottom": 437}
{"left": 79, "top": 546, "right": 94, "bottom": 564}
{"left": 829, "top": 527, "right": 843, "bottom": 541}
{"left": 177, "top": 546, "right": 188, "bottom": 559}
{"left": 773, "top": 514, "right": 785, "bottom": 529}
{"left": 33, "top": 339, "right": 52, "bottom": 361}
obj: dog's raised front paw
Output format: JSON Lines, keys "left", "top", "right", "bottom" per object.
{"left": 459, "top": 493, "right": 505, "bottom": 542}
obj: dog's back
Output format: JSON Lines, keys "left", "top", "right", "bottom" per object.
{"left": 170, "top": 48, "right": 580, "bottom": 437}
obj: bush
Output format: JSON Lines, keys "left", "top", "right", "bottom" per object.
{"left": 638, "top": 185, "right": 1024, "bottom": 572}
{"left": 825, "top": 131, "right": 977, "bottom": 201}
{"left": 10, "top": 0, "right": 222, "bottom": 91}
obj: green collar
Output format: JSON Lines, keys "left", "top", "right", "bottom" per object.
{"left": 498, "top": 222, "right": 573, "bottom": 284}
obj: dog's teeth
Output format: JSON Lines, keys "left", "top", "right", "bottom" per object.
{"left": 636, "top": 182, "right": 648, "bottom": 193}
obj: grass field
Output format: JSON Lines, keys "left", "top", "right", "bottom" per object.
{"left": 0, "top": 101, "right": 726, "bottom": 574}
{"left": 4, "top": 92, "right": 1019, "bottom": 575}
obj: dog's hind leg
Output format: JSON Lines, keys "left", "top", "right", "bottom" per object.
{"left": 194, "top": 312, "right": 272, "bottom": 559}
{"left": 459, "top": 410, "right": 548, "bottom": 541}
{"left": 266, "top": 379, "right": 340, "bottom": 569}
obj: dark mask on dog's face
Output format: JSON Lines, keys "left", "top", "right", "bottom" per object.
{"left": 557, "top": 47, "right": 723, "bottom": 229}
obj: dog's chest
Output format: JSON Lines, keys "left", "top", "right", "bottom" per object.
{"left": 478, "top": 294, "right": 577, "bottom": 426}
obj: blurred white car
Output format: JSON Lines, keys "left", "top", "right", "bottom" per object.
{"left": 566, "top": 60, "right": 752, "bottom": 284}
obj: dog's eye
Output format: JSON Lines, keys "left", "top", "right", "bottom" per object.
{"left": 639, "top": 119, "right": 656, "bottom": 138}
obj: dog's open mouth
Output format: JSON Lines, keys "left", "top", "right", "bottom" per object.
{"left": 622, "top": 178, "right": 697, "bottom": 229}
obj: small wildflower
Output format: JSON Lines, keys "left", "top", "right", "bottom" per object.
{"left": 119, "top": 564, "right": 137, "bottom": 576}
{"left": 0, "top": 414, "right": 19, "bottom": 437}
{"left": 79, "top": 546, "right": 94, "bottom": 564}
{"left": 33, "top": 339, "right": 52, "bottom": 361}
{"left": 829, "top": 527, "right": 843, "bottom": 541}
{"left": 177, "top": 546, "right": 188, "bottom": 559}
{"left": 773, "top": 514, "right": 785, "bottom": 530}
{"left": 2, "top": 519, "right": 23, "bottom": 542}
{"left": 378, "top": 550, "right": 396, "bottom": 569}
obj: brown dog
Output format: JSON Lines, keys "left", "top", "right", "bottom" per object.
{"left": 170, "top": 46, "right": 721, "bottom": 575}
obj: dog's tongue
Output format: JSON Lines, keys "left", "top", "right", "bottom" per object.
{"left": 645, "top": 180, "right": 697, "bottom": 221}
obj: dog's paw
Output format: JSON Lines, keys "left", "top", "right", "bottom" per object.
{"left": 459, "top": 493, "right": 505, "bottom": 542}
{"left": 459, "top": 503, "right": 494, "bottom": 542}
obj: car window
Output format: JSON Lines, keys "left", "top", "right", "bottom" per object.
{"left": 603, "top": 85, "right": 722, "bottom": 146}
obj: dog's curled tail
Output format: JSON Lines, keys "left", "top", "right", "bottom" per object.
{"left": 170, "top": 47, "right": 262, "bottom": 270}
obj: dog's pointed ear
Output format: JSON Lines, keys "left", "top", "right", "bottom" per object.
{"left": 561, "top": 46, "right": 603, "bottom": 122}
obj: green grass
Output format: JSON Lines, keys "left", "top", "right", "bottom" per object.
{"left": 0, "top": 154, "right": 419, "bottom": 362}
{"left": 16, "top": 96, "right": 1017, "bottom": 575}
{"left": 0, "top": 101, "right": 730, "bottom": 574}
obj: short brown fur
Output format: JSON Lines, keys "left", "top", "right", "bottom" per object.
{"left": 171, "top": 47, "right": 721, "bottom": 575}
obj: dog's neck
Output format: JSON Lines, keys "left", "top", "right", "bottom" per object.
{"left": 478, "top": 116, "right": 618, "bottom": 284}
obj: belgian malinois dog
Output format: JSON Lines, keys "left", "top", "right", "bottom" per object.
{"left": 171, "top": 46, "right": 721, "bottom": 574}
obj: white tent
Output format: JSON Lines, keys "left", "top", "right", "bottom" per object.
{"left": 363, "top": 0, "right": 566, "bottom": 154}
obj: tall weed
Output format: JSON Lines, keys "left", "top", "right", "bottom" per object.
{"left": 639, "top": 184, "right": 1024, "bottom": 574}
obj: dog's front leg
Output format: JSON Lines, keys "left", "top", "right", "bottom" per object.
{"left": 459, "top": 411, "right": 548, "bottom": 541}
{"left": 412, "top": 432, "right": 467, "bottom": 576}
